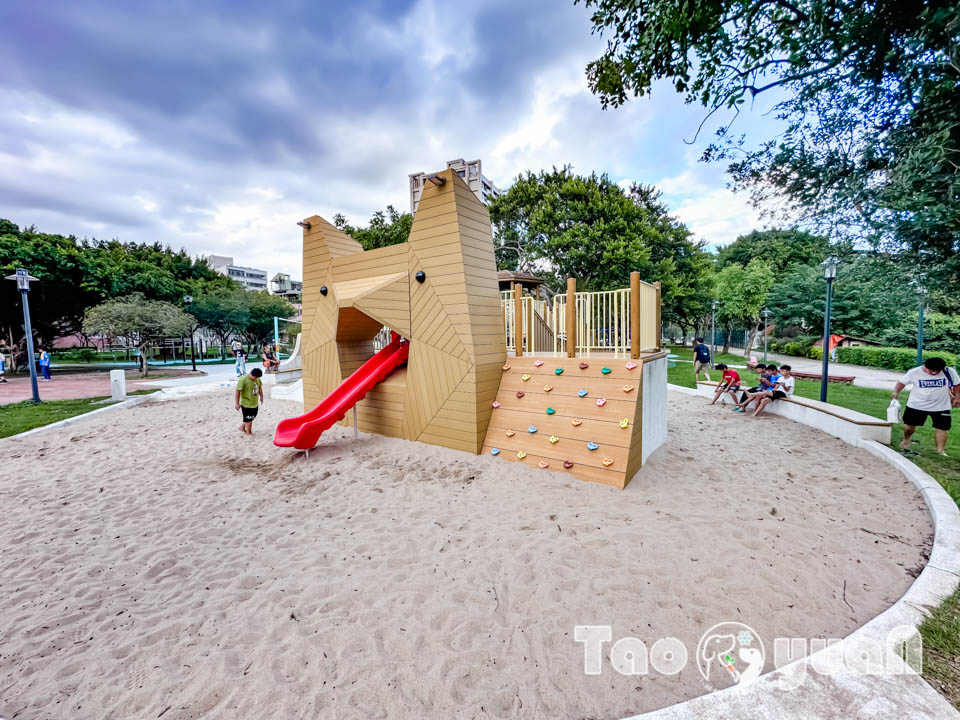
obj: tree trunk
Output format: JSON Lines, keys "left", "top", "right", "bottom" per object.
{"left": 137, "top": 341, "right": 150, "bottom": 377}
{"left": 743, "top": 323, "right": 759, "bottom": 360}
{"left": 722, "top": 325, "right": 731, "bottom": 355}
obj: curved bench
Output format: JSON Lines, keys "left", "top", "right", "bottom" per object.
{"left": 696, "top": 381, "right": 892, "bottom": 445}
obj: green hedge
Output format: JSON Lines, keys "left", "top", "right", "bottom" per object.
{"left": 836, "top": 346, "right": 957, "bottom": 372}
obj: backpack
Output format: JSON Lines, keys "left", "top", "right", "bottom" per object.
{"left": 695, "top": 344, "right": 711, "bottom": 363}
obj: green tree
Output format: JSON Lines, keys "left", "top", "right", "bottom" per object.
{"left": 579, "top": 0, "right": 960, "bottom": 279}
{"left": 488, "top": 167, "right": 653, "bottom": 291}
{"left": 83, "top": 293, "right": 193, "bottom": 376}
{"left": 627, "top": 184, "right": 715, "bottom": 340}
{"left": 716, "top": 229, "right": 838, "bottom": 270}
{"left": 714, "top": 259, "right": 775, "bottom": 357}
{"left": 881, "top": 313, "right": 960, "bottom": 353}
{"left": 334, "top": 205, "right": 412, "bottom": 250}
{"left": 187, "top": 288, "right": 250, "bottom": 359}
{"left": 240, "top": 292, "right": 296, "bottom": 349}
{"left": 767, "top": 255, "right": 915, "bottom": 338}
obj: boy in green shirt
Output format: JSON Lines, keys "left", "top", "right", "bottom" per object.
{"left": 235, "top": 367, "right": 264, "bottom": 434}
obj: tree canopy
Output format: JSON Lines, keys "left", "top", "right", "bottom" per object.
{"left": 580, "top": 0, "right": 960, "bottom": 289}
{"left": 0, "top": 219, "right": 234, "bottom": 348}
{"left": 333, "top": 205, "right": 412, "bottom": 251}
{"left": 83, "top": 293, "right": 193, "bottom": 376}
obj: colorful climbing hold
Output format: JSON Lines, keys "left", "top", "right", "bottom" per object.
{"left": 601, "top": 457, "right": 614, "bottom": 467}
{"left": 505, "top": 429, "right": 516, "bottom": 437}
{"left": 625, "top": 361, "right": 637, "bottom": 370}
{"left": 562, "top": 460, "right": 574, "bottom": 469}
{"left": 578, "top": 362, "right": 589, "bottom": 370}
{"left": 538, "top": 460, "right": 549, "bottom": 469}
{"left": 571, "top": 418, "right": 583, "bottom": 427}
{"left": 622, "top": 384, "right": 634, "bottom": 393}
{"left": 543, "top": 384, "right": 553, "bottom": 392}
{"left": 554, "top": 368, "right": 564, "bottom": 375}
{"left": 601, "top": 367, "right": 612, "bottom": 375}
{"left": 619, "top": 418, "right": 629, "bottom": 429}
{"left": 577, "top": 389, "right": 588, "bottom": 398}
{"left": 534, "top": 359, "right": 544, "bottom": 367}
{"left": 492, "top": 401, "right": 501, "bottom": 408}
{"left": 502, "top": 364, "right": 511, "bottom": 371}
{"left": 517, "top": 450, "right": 527, "bottom": 459}
{"left": 516, "top": 391, "right": 525, "bottom": 398}
{"left": 528, "top": 425, "right": 538, "bottom": 433}
{"left": 596, "top": 398, "right": 607, "bottom": 407}
{"left": 490, "top": 448, "right": 500, "bottom": 455}
{"left": 521, "top": 374, "right": 531, "bottom": 381}
{"left": 545, "top": 408, "right": 556, "bottom": 415}
{"left": 549, "top": 435, "right": 559, "bottom": 444}
{"left": 587, "top": 442, "right": 599, "bottom": 451}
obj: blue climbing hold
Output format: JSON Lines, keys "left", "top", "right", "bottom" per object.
{"left": 587, "top": 441, "right": 599, "bottom": 451}
{"left": 491, "top": 448, "right": 500, "bottom": 455}
{"left": 528, "top": 425, "right": 538, "bottom": 433}
{"left": 577, "top": 389, "right": 588, "bottom": 398}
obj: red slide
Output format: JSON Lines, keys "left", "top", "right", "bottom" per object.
{"left": 274, "top": 333, "right": 409, "bottom": 450}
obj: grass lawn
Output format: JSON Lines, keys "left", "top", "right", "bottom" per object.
{"left": 667, "top": 345, "right": 960, "bottom": 706}
{"left": 0, "top": 389, "right": 159, "bottom": 439}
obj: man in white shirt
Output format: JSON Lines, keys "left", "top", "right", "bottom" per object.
{"left": 893, "top": 357, "right": 960, "bottom": 456}
{"left": 751, "top": 364, "right": 795, "bottom": 417}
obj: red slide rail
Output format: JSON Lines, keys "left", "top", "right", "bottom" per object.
{"left": 274, "top": 333, "right": 409, "bottom": 450}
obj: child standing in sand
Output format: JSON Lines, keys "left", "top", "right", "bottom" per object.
{"left": 235, "top": 367, "right": 264, "bottom": 434}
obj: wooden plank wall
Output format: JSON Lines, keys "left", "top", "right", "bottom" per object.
{"left": 480, "top": 354, "right": 661, "bottom": 489}
{"left": 297, "top": 170, "right": 506, "bottom": 454}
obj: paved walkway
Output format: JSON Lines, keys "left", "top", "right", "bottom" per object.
{"left": 673, "top": 347, "right": 902, "bottom": 390}
{"left": 0, "top": 367, "right": 198, "bottom": 405}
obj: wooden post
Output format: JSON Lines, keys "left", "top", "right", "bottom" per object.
{"left": 513, "top": 282, "right": 523, "bottom": 357}
{"left": 653, "top": 281, "right": 662, "bottom": 351}
{"left": 565, "top": 278, "right": 576, "bottom": 358}
{"left": 630, "top": 271, "right": 641, "bottom": 359}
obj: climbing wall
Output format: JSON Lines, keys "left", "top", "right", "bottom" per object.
{"left": 481, "top": 353, "right": 667, "bottom": 489}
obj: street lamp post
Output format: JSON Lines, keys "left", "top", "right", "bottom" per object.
{"left": 819, "top": 255, "right": 839, "bottom": 402}
{"left": 915, "top": 276, "right": 927, "bottom": 366}
{"left": 183, "top": 295, "right": 197, "bottom": 372}
{"left": 5, "top": 268, "right": 41, "bottom": 404}
{"left": 761, "top": 307, "right": 771, "bottom": 364}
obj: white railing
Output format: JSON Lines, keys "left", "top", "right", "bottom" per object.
{"left": 372, "top": 325, "right": 393, "bottom": 352}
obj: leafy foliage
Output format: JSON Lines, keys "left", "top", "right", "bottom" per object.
{"left": 333, "top": 205, "right": 412, "bottom": 251}
{"left": 715, "top": 228, "right": 836, "bottom": 270}
{"left": 0, "top": 219, "right": 234, "bottom": 347}
{"left": 880, "top": 312, "right": 960, "bottom": 352}
{"left": 83, "top": 294, "right": 193, "bottom": 376}
{"left": 714, "top": 258, "right": 775, "bottom": 356}
{"left": 580, "top": 0, "right": 960, "bottom": 285}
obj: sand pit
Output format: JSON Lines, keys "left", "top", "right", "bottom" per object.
{"left": 0, "top": 390, "right": 932, "bottom": 719}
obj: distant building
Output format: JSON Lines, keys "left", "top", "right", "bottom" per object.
{"left": 409, "top": 158, "right": 502, "bottom": 214}
{"left": 271, "top": 272, "right": 303, "bottom": 298}
{"left": 208, "top": 255, "right": 268, "bottom": 291}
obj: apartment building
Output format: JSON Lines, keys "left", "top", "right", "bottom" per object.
{"left": 409, "top": 158, "right": 502, "bottom": 214}
{"left": 208, "top": 255, "right": 269, "bottom": 291}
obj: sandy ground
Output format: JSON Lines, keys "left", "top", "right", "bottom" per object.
{"left": 0, "top": 390, "right": 932, "bottom": 719}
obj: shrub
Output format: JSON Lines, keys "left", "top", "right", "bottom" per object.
{"left": 807, "top": 346, "right": 823, "bottom": 360}
{"left": 835, "top": 346, "right": 958, "bottom": 372}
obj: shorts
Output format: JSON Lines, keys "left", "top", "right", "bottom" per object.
{"left": 241, "top": 405, "right": 259, "bottom": 423}
{"left": 719, "top": 383, "right": 740, "bottom": 392}
{"left": 902, "top": 406, "right": 952, "bottom": 431}
{"left": 694, "top": 360, "right": 710, "bottom": 373}
{"left": 771, "top": 390, "right": 787, "bottom": 400}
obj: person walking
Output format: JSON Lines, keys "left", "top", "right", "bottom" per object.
{"left": 692, "top": 337, "right": 712, "bottom": 382}
{"left": 0, "top": 346, "right": 7, "bottom": 383}
{"left": 893, "top": 357, "right": 959, "bottom": 457}
{"left": 235, "top": 367, "right": 264, "bottom": 435}
{"left": 234, "top": 344, "right": 247, "bottom": 377}
{"left": 38, "top": 347, "right": 51, "bottom": 381}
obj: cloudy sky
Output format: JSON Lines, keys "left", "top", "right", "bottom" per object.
{"left": 1, "top": 0, "right": 779, "bottom": 280}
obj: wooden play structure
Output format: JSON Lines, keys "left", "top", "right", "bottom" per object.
{"left": 279, "top": 168, "right": 667, "bottom": 489}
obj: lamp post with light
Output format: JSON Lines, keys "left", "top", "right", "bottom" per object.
{"left": 761, "top": 307, "right": 771, "bottom": 364}
{"left": 711, "top": 299, "right": 720, "bottom": 363}
{"left": 5, "top": 268, "right": 41, "bottom": 404}
{"left": 819, "top": 255, "right": 839, "bottom": 402}
{"left": 914, "top": 276, "right": 927, "bottom": 366}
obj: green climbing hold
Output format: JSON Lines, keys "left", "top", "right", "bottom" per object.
{"left": 546, "top": 407, "right": 556, "bottom": 415}
{"left": 601, "top": 367, "right": 612, "bottom": 375}
{"left": 554, "top": 368, "right": 564, "bottom": 375}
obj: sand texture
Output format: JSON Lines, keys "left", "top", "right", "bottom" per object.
{"left": 0, "top": 390, "right": 932, "bottom": 719}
